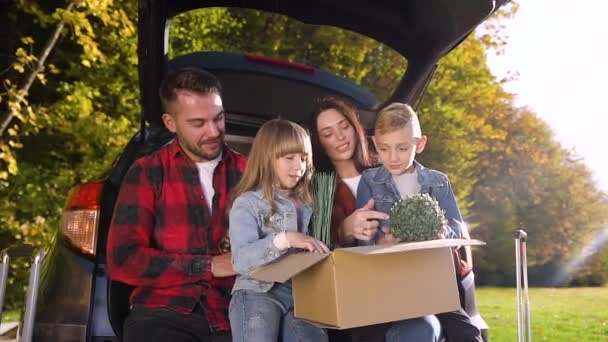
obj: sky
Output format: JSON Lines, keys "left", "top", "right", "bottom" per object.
{"left": 486, "top": 0, "right": 608, "bottom": 191}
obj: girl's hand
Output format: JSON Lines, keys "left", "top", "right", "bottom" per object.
{"left": 285, "top": 232, "right": 330, "bottom": 253}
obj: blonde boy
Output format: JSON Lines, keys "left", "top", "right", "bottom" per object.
{"left": 355, "top": 102, "right": 482, "bottom": 342}
{"left": 356, "top": 102, "right": 462, "bottom": 239}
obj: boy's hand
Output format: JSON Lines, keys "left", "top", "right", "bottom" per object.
{"left": 211, "top": 253, "right": 237, "bottom": 277}
{"left": 439, "top": 224, "right": 450, "bottom": 239}
{"left": 286, "top": 232, "right": 330, "bottom": 253}
{"left": 376, "top": 227, "right": 399, "bottom": 245}
{"left": 344, "top": 199, "right": 389, "bottom": 241}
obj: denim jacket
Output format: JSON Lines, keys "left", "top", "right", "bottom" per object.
{"left": 229, "top": 190, "right": 312, "bottom": 293}
{"left": 356, "top": 161, "right": 462, "bottom": 239}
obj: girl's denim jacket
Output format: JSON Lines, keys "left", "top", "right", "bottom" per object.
{"left": 229, "top": 190, "right": 312, "bottom": 293}
{"left": 356, "top": 161, "right": 463, "bottom": 240}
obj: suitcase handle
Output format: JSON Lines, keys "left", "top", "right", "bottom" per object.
{"left": 513, "top": 229, "right": 527, "bottom": 241}
{"left": 514, "top": 229, "right": 531, "bottom": 342}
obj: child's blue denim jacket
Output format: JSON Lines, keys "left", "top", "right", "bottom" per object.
{"left": 356, "top": 161, "right": 463, "bottom": 239}
{"left": 229, "top": 190, "right": 312, "bottom": 293}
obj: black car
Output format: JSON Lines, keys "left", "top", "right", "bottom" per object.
{"left": 9, "top": 0, "right": 508, "bottom": 341}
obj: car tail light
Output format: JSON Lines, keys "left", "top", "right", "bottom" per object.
{"left": 61, "top": 181, "right": 104, "bottom": 256}
{"left": 245, "top": 53, "right": 315, "bottom": 74}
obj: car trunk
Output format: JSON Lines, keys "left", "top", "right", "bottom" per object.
{"left": 139, "top": 0, "right": 510, "bottom": 128}
{"left": 168, "top": 51, "right": 380, "bottom": 137}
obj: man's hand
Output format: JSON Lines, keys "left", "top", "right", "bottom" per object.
{"left": 342, "top": 199, "right": 389, "bottom": 241}
{"left": 211, "top": 253, "right": 236, "bottom": 278}
{"left": 376, "top": 227, "right": 399, "bottom": 245}
{"left": 285, "top": 232, "right": 330, "bottom": 253}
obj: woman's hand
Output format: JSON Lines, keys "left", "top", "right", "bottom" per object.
{"left": 341, "top": 199, "right": 389, "bottom": 241}
{"left": 286, "top": 232, "right": 330, "bottom": 253}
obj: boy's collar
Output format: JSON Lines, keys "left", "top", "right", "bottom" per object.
{"left": 373, "top": 165, "right": 392, "bottom": 182}
{"left": 373, "top": 161, "right": 444, "bottom": 188}
{"left": 374, "top": 160, "right": 421, "bottom": 182}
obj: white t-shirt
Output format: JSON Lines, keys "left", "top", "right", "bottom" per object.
{"left": 392, "top": 169, "right": 421, "bottom": 197}
{"left": 342, "top": 175, "right": 362, "bottom": 197}
{"left": 195, "top": 153, "right": 222, "bottom": 214}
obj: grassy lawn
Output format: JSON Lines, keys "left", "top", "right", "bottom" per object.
{"left": 477, "top": 287, "right": 608, "bottom": 341}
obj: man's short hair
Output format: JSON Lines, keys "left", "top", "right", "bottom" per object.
{"left": 159, "top": 67, "right": 222, "bottom": 111}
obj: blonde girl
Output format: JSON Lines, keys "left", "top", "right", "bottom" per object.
{"left": 228, "top": 119, "right": 329, "bottom": 342}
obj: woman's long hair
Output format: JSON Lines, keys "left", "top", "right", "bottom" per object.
{"left": 308, "top": 97, "right": 372, "bottom": 173}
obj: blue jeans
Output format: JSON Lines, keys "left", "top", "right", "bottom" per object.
{"left": 386, "top": 315, "right": 443, "bottom": 342}
{"left": 329, "top": 315, "right": 442, "bottom": 342}
{"left": 229, "top": 283, "right": 328, "bottom": 342}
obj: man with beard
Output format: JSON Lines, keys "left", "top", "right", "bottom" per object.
{"left": 107, "top": 68, "right": 247, "bottom": 342}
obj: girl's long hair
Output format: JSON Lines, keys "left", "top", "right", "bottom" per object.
{"left": 230, "top": 119, "right": 314, "bottom": 214}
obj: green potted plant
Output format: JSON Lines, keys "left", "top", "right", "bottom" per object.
{"left": 389, "top": 193, "right": 447, "bottom": 242}
{"left": 311, "top": 172, "right": 337, "bottom": 248}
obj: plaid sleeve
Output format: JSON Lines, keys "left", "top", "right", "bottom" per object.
{"left": 106, "top": 161, "right": 213, "bottom": 287}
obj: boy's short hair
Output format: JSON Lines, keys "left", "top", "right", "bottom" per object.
{"left": 375, "top": 102, "right": 421, "bottom": 136}
{"left": 159, "top": 67, "right": 222, "bottom": 111}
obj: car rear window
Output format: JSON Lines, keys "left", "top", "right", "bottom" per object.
{"left": 168, "top": 7, "right": 408, "bottom": 102}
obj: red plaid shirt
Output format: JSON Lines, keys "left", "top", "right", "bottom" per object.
{"left": 107, "top": 139, "right": 247, "bottom": 332}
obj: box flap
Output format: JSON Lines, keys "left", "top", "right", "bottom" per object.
{"left": 251, "top": 252, "right": 331, "bottom": 283}
{"left": 337, "top": 238, "right": 485, "bottom": 255}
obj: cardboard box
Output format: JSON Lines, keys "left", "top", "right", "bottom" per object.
{"left": 252, "top": 238, "right": 485, "bottom": 329}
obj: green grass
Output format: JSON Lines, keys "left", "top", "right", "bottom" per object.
{"left": 477, "top": 287, "right": 608, "bottom": 341}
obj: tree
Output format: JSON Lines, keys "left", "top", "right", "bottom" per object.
{"left": 471, "top": 106, "right": 608, "bottom": 286}
{"left": 0, "top": 0, "right": 138, "bottom": 309}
